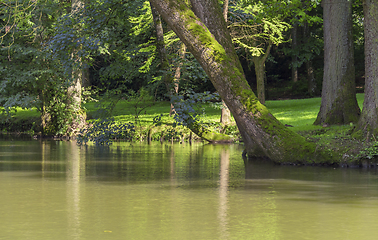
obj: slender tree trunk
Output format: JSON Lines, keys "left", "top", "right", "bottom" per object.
{"left": 314, "top": 0, "right": 360, "bottom": 125}
{"left": 303, "top": 21, "right": 317, "bottom": 96}
{"left": 253, "top": 43, "right": 272, "bottom": 105}
{"left": 69, "top": 0, "right": 84, "bottom": 109}
{"left": 150, "top": 2, "right": 174, "bottom": 115}
{"left": 67, "top": 0, "right": 86, "bottom": 133}
{"left": 220, "top": 0, "right": 231, "bottom": 125}
{"left": 222, "top": 0, "right": 229, "bottom": 20}
{"left": 354, "top": 0, "right": 378, "bottom": 139}
{"left": 150, "top": 3, "right": 171, "bottom": 90}
{"left": 170, "top": 42, "right": 186, "bottom": 116}
{"left": 291, "top": 24, "right": 298, "bottom": 83}
{"left": 149, "top": 0, "right": 333, "bottom": 163}
{"left": 306, "top": 60, "right": 316, "bottom": 96}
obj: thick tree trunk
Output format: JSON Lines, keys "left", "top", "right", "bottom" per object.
{"left": 150, "top": 1, "right": 232, "bottom": 142}
{"left": 354, "top": 0, "right": 378, "bottom": 139}
{"left": 314, "top": 0, "right": 360, "bottom": 125}
{"left": 149, "top": 0, "right": 333, "bottom": 163}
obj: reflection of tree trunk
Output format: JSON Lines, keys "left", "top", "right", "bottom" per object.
{"left": 291, "top": 24, "right": 298, "bottom": 83}
{"left": 41, "top": 141, "right": 50, "bottom": 177}
{"left": 218, "top": 148, "right": 229, "bottom": 239}
{"left": 66, "top": 141, "right": 84, "bottom": 240}
{"left": 170, "top": 146, "right": 176, "bottom": 182}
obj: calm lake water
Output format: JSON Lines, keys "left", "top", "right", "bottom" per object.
{"left": 1, "top": 136, "right": 378, "bottom": 240}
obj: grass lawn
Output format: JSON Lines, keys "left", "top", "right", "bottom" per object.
{"left": 84, "top": 93, "right": 365, "bottom": 132}
{"left": 5, "top": 93, "right": 365, "bottom": 134}
{"left": 265, "top": 93, "right": 364, "bottom": 132}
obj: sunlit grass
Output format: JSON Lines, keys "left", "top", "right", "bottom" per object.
{"left": 9, "top": 93, "right": 365, "bottom": 134}
{"left": 266, "top": 93, "right": 364, "bottom": 132}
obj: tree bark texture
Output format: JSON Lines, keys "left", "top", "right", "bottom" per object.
{"left": 315, "top": 0, "right": 360, "bottom": 125}
{"left": 149, "top": 0, "right": 333, "bottom": 163}
{"left": 150, "top": 1, "right": 232, "bottom": 142}
{"left": 355, "top": 0, "right": 378, "bottom": 139}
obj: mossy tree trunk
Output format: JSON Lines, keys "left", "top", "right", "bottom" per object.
{"left": 149, "top": 0, "right": 334, "bottom": 163}
{"left": 314, "top": 0, "right": 360, "bottom": 125}
{"left": 354, "top": 0, "right": 378, "bottom": 139}
{"left": 150, "top": 0, "right": 232, "bottom": 143}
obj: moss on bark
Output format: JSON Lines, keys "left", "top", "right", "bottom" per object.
{"left": 149, "top": 0, "right": 339, "bottom": 164}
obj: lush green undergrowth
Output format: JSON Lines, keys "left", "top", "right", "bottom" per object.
{"left": 1, "top": 93, "right": 365, "bottom": 136}
{"left": 2, "top": 93, "right": 377, "bottom": 165}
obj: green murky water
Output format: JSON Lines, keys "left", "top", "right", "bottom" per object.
{"left": 1, "top": 137, "right": 378, "bottom": 240}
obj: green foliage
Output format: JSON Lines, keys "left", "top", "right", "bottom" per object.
{"left": 77, "top": 118, "right": 135, "bottom": 145}
{"left": 171, "top": 90, "right": 219, "bottom": 127}
{"left": 229, "top": 0, "right": 302, "bottom": 56}
{"left": 0, "top": 0, "right": 84, "bottom": 136}
{"left": 356, "top": 141, "right": 378, "bottom": 160}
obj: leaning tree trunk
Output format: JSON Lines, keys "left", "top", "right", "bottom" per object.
{"left": 354, "top": 0, "right": 378, "bottom": 139}
{"left": 149, "top": 0, "right": 335, "bottom": 163}
{"left": 314, "top": 0, "right": 360, "bottom": 125}
{"left": 150, "top": 0, "right": 232, "bottom": 143}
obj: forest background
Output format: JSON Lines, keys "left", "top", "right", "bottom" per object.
{"left": 0, "top": 0, "right": 375, "bottom": 165}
